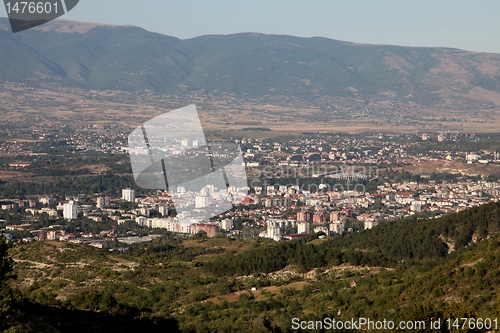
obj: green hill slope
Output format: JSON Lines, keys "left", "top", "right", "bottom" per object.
{"left": 3, "top": 201, "right": 500, "bottom": 331}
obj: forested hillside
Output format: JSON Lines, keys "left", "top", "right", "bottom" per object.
{"left": 205, "top": 201, "right": 500, "bottom": 277}
{"left": 2, "top": 202, "right": 500, "bottom": 332}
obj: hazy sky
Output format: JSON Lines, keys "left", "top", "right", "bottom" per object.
{"left": 2, "top": 0, "right": 500, "bottom": 54}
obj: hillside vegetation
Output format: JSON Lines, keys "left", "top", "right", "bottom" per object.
{"left": 2, "top": 201, "right": 500, "bottom": 331}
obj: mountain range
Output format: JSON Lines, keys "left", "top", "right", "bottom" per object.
{"left": 2, "top": 17, "right": 500, "bottom": 107}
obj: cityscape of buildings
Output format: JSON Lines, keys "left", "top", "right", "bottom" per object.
{"left": 2, "top": 130, "right": 500, "bottom": 247}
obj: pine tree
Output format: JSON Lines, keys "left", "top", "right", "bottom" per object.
{"left": 0, "top": 235, "right": 16, "bottom": 316}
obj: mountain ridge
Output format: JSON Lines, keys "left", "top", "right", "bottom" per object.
{"left": 2, "top": 17, "right": 500, "bottom": 109}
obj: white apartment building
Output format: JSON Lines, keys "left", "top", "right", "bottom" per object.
{"left": 329, "top": 220, "right": 345, "bottom": 234}
{"left": 364, "top": 220, "right": 378, "bottom": 230}
{"left": 122, "top": 189, "right": 136, "bottom": 202}
{"left": 267, "top": 222, "right": 281, "bottom": 241}
{"left": 96, "top": 196, "right": 110, "bottom": 208}
{"left": 195, "top": 195, "right": 210, "bottom": 208}
{"left": 297, "top": 222, "right": 310, "bottom": 234}
{"left": 63, "top": 201, "right": 78, "bottom": 220}
{"left": 220, "top": 219, "right": 234, "bottom": 231}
